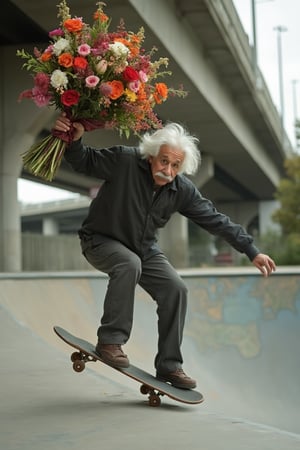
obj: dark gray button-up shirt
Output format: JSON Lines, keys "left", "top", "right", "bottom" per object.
{"left": 64, "top": 140, "right": 260, "bottom": 261}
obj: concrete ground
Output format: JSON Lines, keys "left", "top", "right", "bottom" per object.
{"left": 1, "top": 269, "right": 300, "bottom": 450}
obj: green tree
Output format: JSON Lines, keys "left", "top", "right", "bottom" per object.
{"left": 270, "top": 152, "right": 300, "bottom": 264}
{"left": 296, "top": 118, "right": 300, "bottom": 150}
{"left": 272, "top": 155, "right": 300, "bottom": 234}
{"left": 258, "top": 230, "right": 300, "bottom": 265}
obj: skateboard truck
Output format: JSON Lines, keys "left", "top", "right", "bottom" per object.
{"left": 140, "top": 384, "right": 163, "bottom": 407}
{"left": 70, "top": 351, "right": 96, "bottom": 372}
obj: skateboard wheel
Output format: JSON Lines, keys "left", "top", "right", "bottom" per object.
{"left": 70, "top": 351, "right": 82, "bottom": 362}
{"left": 149, "top": 394, "right": 161, "bottom": 407}
{"left": 140, "top": 384, "right": 150, "bottom": 395}
{"left": 73, "top": 360, "right": 85, "bottom": 372}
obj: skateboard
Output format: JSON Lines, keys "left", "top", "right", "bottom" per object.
{"left": 54, "top": 326, "right": 204, "bottom": 407}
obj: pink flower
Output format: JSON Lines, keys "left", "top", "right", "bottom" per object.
{"left": 33, "top": 47, "right": 42, "bottom": 58}
{"left": 78, "top": 44, "right": 91, "bottom": 56}
{"left": 91, "top": 41, "right": 110, "bottom": 56}
{"left": 34, "top": 73, "right": 50, "bottom": 93}
{"left": 128, "top": 80, "right": 140, "bottom": 93}
{"left": 99, "top": 82, "right": 112, "bottom": 97}
{"left": 32, "top": 87, "right": 52, "bottom": 107}
{"left": 139, "top": 70, "right": 148, "bottom": 83}
{"left": 18, "top": 90, "right": 33, "bottom": 102}
{"left": 28, "top": 73, "right": 51, "bottom": 106}
{"left": 85, "top": 75, "right": 100, "bottom": 88}
{"left": 44, "top": 44, "right": 54, "bottom": 54}
{"left": 49, "top": 28, "right": 64, "bottom": 37}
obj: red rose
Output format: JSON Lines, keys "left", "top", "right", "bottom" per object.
{"left": 122, "top": 66, "right": 139, "bottom": 82}
{"left": 73, "top": 56, "right": 88, "bottom": 70}
{"left": 61, "top": 89, "right": 80, "bottom": 107}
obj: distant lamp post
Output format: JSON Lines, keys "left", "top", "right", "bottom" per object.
{"left": 273, "top": 25, "right": 288, "bottom": 135}
{"left": 292, "top": 79, "right": 299, "bottom": 148}
{"left": 251, "top": 0, "right": 258, "bottom": 69}
{"left": 251, "top": 0, "right": 274, "bottom": 88}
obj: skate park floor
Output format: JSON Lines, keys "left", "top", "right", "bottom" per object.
{"left": 1, "top": 267, "right": 300, "bottom": 450}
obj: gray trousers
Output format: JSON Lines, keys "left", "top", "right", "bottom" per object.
{"left": 82, "top": 237, "right": 188, "bottom": 373}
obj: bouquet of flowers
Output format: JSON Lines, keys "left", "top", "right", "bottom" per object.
{"left": 17, "top": 1, "right": 187, "bottom": 181}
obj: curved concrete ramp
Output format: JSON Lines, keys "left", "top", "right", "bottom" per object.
{"left": 1, "top": 268, "right": 300, "bottom": 450}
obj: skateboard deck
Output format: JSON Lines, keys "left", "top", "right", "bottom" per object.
{"left": 54, "top": 326, "right": 204, "bottom": 407}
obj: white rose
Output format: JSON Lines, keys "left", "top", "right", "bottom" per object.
{"left": 109, "top": 41, "right": 129, "bottom": 58}
{"left": 53, "top": 38, "right": 70, "bottom": 56}
{"left": 50, "top": 69, "right": 68, "bottom": 89}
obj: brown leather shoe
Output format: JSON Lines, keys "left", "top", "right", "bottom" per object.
{"left": 95, "top": 343, "right": 129, "bottom": 368}
{"left": 156, "top": 368, "right": 197, "bottom": 389}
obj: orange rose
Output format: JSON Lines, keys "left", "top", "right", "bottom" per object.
{"left": 107, "top": 80, "right": 124, "bottom": 100}
{"left": 153, "top": 82, "right": 168, "bottom": 104}
{"left": 40, "top": 52, "right": 52, "bottom": 62}
{"left": 58, "top": 52, "right": 73, "bottom": 68}
{"left": 63, "top": 18, "right": 83, "bottom": 33}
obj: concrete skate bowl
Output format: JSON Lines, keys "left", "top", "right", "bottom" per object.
{"left": 0, "top": 267, "right": 299, "bottom": 436}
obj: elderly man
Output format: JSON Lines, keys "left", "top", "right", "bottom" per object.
{"left": 54, "top": 114, "right": 276, "bottom": 389}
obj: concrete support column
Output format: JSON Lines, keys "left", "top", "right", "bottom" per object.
{"left": 43, "top": 217, "right": 58, "bottom": 235}
{"left": 0, "top": 45, "right": 57, "bottom": 271}
{"left": 259, "top": 200, "right": 281, "bottom": 234}
{"left": 0, "top": 127, "right": 53, "bottom": 271}
{"left": 0, "top": 173, "right": 21, "bottom": 271}
{"left": 190, "top": 155, "right": 214, "bottom": 189}
{"left": 158, "top": 213, "right": 189, "bottom": 268}
{"left": 0, "top": 133, "right": 35, "bottom": 272}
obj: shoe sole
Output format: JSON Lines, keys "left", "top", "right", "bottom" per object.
{"left": 156, "top": 375, "right": 196, "bottom": 390}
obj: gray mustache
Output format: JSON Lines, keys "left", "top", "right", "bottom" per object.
{"left": 154, "top": 171, "right": 172, "bottom": 182}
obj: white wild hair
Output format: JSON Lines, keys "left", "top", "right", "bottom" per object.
{"left": 139, "top": 123, "right": 201, "bottom": 175}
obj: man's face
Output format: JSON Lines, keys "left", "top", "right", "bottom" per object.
{"left": 149, "top": 145, "right": 185, "bottom": 186}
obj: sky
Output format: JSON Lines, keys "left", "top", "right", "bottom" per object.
{"left": 18, "top": 179, "right": 81, "bottom": 204}
{"left": 18, "top": 0, "right": 300, "bottom": 204}
{"left": 233, "top": 0, "right": 300, "bottom": 145}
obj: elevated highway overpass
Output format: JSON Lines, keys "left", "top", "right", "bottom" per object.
{"left": 0, "top": 0, "right": 294, "bottom": 271}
